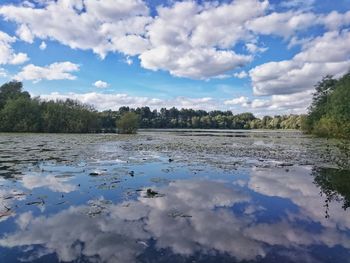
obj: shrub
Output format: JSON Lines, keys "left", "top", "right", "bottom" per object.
{"left": 116, "top": 112, "right": 139, "bottom": 134}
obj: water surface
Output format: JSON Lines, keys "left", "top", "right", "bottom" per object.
{"left": 0, "top": 131, "right": 349, "bottom": 263}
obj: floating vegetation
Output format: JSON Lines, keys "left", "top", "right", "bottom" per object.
{"left": 144, "top": 188, "right": 164, "bottom": 198}
{"left": 168, "top": 211, "right": 192, "bottom": 218}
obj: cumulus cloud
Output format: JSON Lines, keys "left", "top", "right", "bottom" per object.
{"left": 233, "top": 70, "right": 248, "bottom": 79}
{"left": 223, "top": 90, "right": 313, "bottom": 116}
{"left": 250, "top": 30, "right": 350, "bottom": 96}
{"left": 245, "top": 43, "right": 268, "bottom": 54}
{"left": 124, "top": 56, "right": 133, "bottom": 65}
{"left": 224, "top": 96, "right": 249, "bottom": 106}
{"left": 139, "top": 0, "right": 269, "bottom": 79}
{"left": 0, "top": 31, "right": 29, "bottom": 65}
{"left": 0, "top": 0, "right": 348, "bottom": 101}
{"left": 93, "top": 80, "right": 109, "bottom": 89}
{"left": 279, "top": 0, "right": 316, "bottom": 10}
{"left": 39, "top": 90, "right": 313, "bottom": 115}
{"left": 15, "top": 61, "right": 80, "bottom": 82}
{"left": 16, "top": 24, "right": 34, "bottom": 43}
{"left": 247, "top": 11, "right": 318, "bottom": 38}
{"left": 39, "top": 41, "right": 47, "bottom": 50}
{"left": 250, "top": 90, "right": 313, "bottom": 113}
{"left": 40, "top": 92, "right": 219, "bottom": 111}
{"left": 0, "top": 0, "right": 152, "bottom": 58}
{"left": 321, "top": 10, "right": 350, "bottom": 30}
{"left": 140, "top": 47, "right": 252, "bottom": 79}
{"left": 0, "top": 67, "right": 7, "bottom": 77}
{"left": 0, "top": 0, "right": 268, "bottom": 79}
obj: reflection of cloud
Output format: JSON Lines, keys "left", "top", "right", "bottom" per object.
{"left": 245, "top": 221, "right": 350, "bottom": 249}
{"left": 248, "top": 167, "right": 350, "bottom": 230}
{"left": 1, "top": 178, "right": 350, "bottom": 262}
{"left": 1, "top": 208, "right": 148, "bottom": 263}
{"left": 22, "top": 173, "right": 76, "bottom": 193}
{"left": 0, "top": 180, "right": 260, "bottom": 262}
{"left": 137, "top": 180, "right": 262, "bottom": 260}
{"left": 0, "top": 188, "right": 26, "bottom": 222}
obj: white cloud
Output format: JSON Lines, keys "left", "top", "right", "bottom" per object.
{"left": 233, "top": 71, "right": 248, "bottom": 79}
{"left": 224, "top": 96, "right": 249, "bottom": 106}
{"left": 39, "top": 92, "right": 220, "bottom": 111}
{"left": 0, "top": 0, "right": 267, "bottom": 79}
{"left": 15, "top": 61, "right": 80, "bottom": 82}
{"left": 93, "top": 80, "right": 109, "bottom": 89}
{"left": 321, "top": 10, "right": 350, "bottom": 30}
{"left": 140, "top": 47, "right": 252, "bottom": 79}
{"left": 250, "top": 30, "right": 350, "bottom": 96}
{"left": 279, "top": 0, "right": 316, "bottom": 10}
{"left": 39, "top": 90, "right": 314, "bottom": 115}
{"left": 16, "top": 24, "right": 34, "bottom": 43}
{"left": 0, "top": 30, "right": 29, "bottom": 65}
{"left": 139, "top": 0, "right": 267, "bottom": 79}
{"left": 124, "top": 56, "right": 133, "bottom": 65}
{"left": 250, "top": 90, "right": 312, "bottom": 112}
{"left": 39, "top": 41, "right": 47, "bottom": 50}
{"left": 0, "top": 0, "right": 152, "bottom": 58}
{"left": 0, "top": 0, "right": 349, "bottom": 84}
{"left": 0, "top": 68, "right": 7, "bottom": 77}
{"left": 247, "top": 11, "right": 318, "bottom": 38}
{"left": 223, "top": 90, "right": 313, "bottom": 115}
{"left": 84, "top": 0, "right": 149, "bottom": 22}
{"left": 245, "top": 43, "right": 268, "bottom": 54}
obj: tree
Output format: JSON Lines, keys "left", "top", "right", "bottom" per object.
{"left": 303, "top": 72, "right": 350, "bottom": 138}
{"left": 0, "top": 81, "right": 30, "bottom": 110}
{"left": 0, "top": 97, "right": 41, "bottom": 132}
{"left": 116, "top": 112, "right": 139, "bottom": 134}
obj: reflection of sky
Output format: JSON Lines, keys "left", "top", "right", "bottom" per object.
{"left": 248, "top": 166, "right": 350, "bottom": 230}
{"left": 21, "top": 173, "right": 77, "bottom": 193}
{"left": 1, "top": 170, "right": 350, "bottom": 263}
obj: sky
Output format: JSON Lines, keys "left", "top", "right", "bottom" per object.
{"left": 0, "top": 0, "right": 349, "bottom": 116}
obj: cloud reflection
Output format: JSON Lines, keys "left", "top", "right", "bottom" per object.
{"left": 0, "top": 177, "right": 350, "bottom": 262}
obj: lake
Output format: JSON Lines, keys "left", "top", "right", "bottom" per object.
{"left": 0, "top": 131, "right": 349, "bottom": 263}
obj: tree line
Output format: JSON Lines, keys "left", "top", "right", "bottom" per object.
{"left": 0, "top": 81, "right": 100, "bottom": 133}
{"left": 302, "top": 73, "right": 350, "bottom": 139}
{"left": 100, "top": 107, "right": 304, "bottom": 132}
{"left": 0, "top": 81, "right": 305, "bottom": 133}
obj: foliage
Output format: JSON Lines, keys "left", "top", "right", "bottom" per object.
{"left": 116, "top": 112, "right": 139, "bottom": 134}
{"left": 313, "top": 168, "right": 350, "bottom": 216}
{"left": 303, "top": 73, "right": 350, "bottom": 139}
{"left": 0, "top": 81, "right": 30, "bottom": 110}
{"left": 0, "top": 97, "right": 41, "bottom": 132}
{"left": 0, "top": 82, "right": 101, "bottom": 133}
{"left": 0, "top": 81, "right": 305, "bottom": 133}
{"left": 104, "top": 107, "right": 303, "bottom": 130}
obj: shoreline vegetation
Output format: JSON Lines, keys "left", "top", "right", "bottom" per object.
{"left": 0, "top": 72, "right": 348, "bottom": 138}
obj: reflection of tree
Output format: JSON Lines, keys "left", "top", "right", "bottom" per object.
{"left": 313, "top": 168, "right": 350, "bottom": 218}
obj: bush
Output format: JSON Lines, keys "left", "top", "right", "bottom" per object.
{"left": 116, "top": 112, "right": 139, "bottom": 134}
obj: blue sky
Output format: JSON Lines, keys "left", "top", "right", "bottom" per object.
{"left": 0, "top": 0, "right": 349, "bottom": 115}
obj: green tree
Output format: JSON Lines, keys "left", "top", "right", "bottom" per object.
{"left": 303, "top": 73, "right": 350, "bottom": 138}
{"left": 117, "top": 112, "right": 139, "bottom": 134}
{"left": 0, "top": 97, "right": 41, "bottom": 132}
{"left": 0, "top": 81, "right": 30, "bottom": 110}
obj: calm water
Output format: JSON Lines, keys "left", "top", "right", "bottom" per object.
{"left": 0, "top": 132, "right": 349, "bottom": 263}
